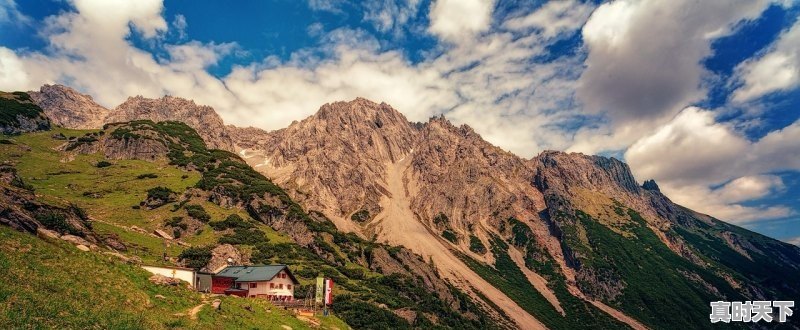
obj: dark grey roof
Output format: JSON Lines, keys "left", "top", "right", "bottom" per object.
{"left": 215, "top": 265, "right": 299, "bottom": 284}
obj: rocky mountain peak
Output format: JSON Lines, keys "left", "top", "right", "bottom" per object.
{"left": 642, "top": 179, "right": 661, "bottom": 192}
{"left": 107, "top": 95, "right": 235, "bottom": 151}
{"left": 425, "top": 114, "right": 480, "bottom": 138}
{"left": 408, "top": 113, "right": 545, "bottom": 235}
{"left": 28, "top": 84, "right": 108, "bottom": 129}
{"left": 313, "top": 98, "right": 416, "bottom": 134}
{"left": 532, "top": 150, "right": 641, "bottom": 195}
{"left": 247, "top": 98, "right": 418, "bottom": 231}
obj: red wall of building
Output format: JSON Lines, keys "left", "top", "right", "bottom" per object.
{"left": 212, "top": 277, "right": 234, "bottom": 294}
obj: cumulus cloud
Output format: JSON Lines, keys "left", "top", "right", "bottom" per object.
{"left": 625, "top": 107, "right": 800, "bottom": 222}
{"left": 362, "top": 0, "right": 421, "bottom": 36}
{"left": 664, "top": 183, "right": 791, "bottom": 223}
{"left": 625, "top": 107, "right": 749, "bottom": 185}
{"left": 428, "top": 0, "right": 495, "bottom": 44}
{"left": 0, "top": 47, "right": 29, "bottom": 90}
{"left": 0, "top": 0, "right": 30, "bottom": 26}
{"left": 578, "top": 0, "right": 771, "bottom": 123}
{"left": 732, "top": 18, "right": 800, "bottom": 102}
{"left": 717, "top": 175, "right": 785, "bottom": 203}
{"left": 503, "top": 0, "right": 594, "bottom": 38}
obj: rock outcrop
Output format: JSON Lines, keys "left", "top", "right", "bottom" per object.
{"left": 29, "top": 86, "right": 236, "bottom": 151}
{"left": 205, "top": 244, "right": 246, "bottom": 273}
{"left": 28, "top": 84, "right": 108, "bottom": 129}
{"left": 108, "top": 96, "right": 235, "bottom": 151}
{"left": 246, "top": 98, "right": 419, "bottom": 231}
{"left": 0, "top": 91, "right": 50, "bottom": 135}
{"left": 409, "top": 116, "right": 545, "bottom": 240}
{"left": 0, "top": 164, "right": 97, "bottom": 243}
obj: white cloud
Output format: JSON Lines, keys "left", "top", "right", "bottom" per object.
{"left": 363, "top": 0, "right": 421, "bottom": 36}
{"left": 428, "top": 0, "right": 495, "bottom": 44}
{"left": 625, "top": 107, "right": 800, "bottom": 222}
{"left": 716, "top": 175, "right": 785, "bottom": 203}
{"left": 732, "top": 18, "right": 800, "bottom": 102}
{"left": 0, "top": 47, "right": 29, "bottom": 90}
{"left": 306, "top": 0, "right": 348, "bottom": 13}
{"left": 625, "top": 107, "right": 749, "bottom": 185}
{"left": 0, "top": 0, "right": 30, "bottom": 26}
{"left": 578, "top": 0, "right": 771, "bottom": 123}
{"left": 503, "top": 0, "right": 594, "bottom": 38}
{"left": 164, "top": 41, "right": 238, "bottom": 71}
{"left": 172, "top": 14, "right": 188, "bottom": 40}
{"left": 664, "top": 183, "right": 791, "bottom": 223}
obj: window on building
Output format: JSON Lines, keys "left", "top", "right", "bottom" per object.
{"left": 270, "top": 283, "right": 274, "bottom": 288}
{"left": 287, "top": 285, "right": 292, "bottom": 290}
{"left": 279, "top": 284, "right": 283, "bottom": 289}
{"left": 249, "top": 283, "right": 257, "bottom": 288}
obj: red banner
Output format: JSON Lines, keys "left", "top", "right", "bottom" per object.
{"left": 324, "top": 278, "right": 333, "bottom": 305}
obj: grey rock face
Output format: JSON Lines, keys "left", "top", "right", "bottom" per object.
{"left": 29, "top": 84, "right": 108, "bottom": 129}
{"left": 109, "top": 96, "right": 235, "bottom": 151}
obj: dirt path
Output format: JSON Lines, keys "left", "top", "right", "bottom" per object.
{"left": 507, "top": 246, "right": 564, "bottom": 315}
{"left": 188, "top": 303, "right": 205, "bottom": 320}
{"left": 374, "top": 154, "right": 546, "bottom": 330}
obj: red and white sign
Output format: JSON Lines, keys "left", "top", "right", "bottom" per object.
{"left": 324, "top": 279, "right": 334, "bottom": 305}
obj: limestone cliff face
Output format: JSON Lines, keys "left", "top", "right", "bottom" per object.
{"left": 29, "top": 85, "right": 235, "bottom": 151}
{"left": 248, "top": 98, "right": 419, "bottom": 230}
{"left": 408, "top": 116, "right": 545, "bottom": 244}
{"left": 226, "top": 125, "right": 273, "bottom": 150}
{"left": 108, "top": 96, "right": 235, "bottom": 151}
{"left": 530, "top": 151, "right": 666, "bottom": 225}
{"left": 28, "top": 84, "right": 108, "bottom": 129}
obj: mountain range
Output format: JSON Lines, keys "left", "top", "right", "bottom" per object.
{"left": 1, "top": 84, "right": 798, "bottom": 329}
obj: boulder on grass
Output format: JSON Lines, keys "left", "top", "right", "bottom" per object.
{"left": 148, "top": 274, "right": 181, "bottom": 286}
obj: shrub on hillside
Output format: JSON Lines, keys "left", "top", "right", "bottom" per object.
{"left": 178, "top": 246, "right": 212, "bottom": 270}
{"left": 136, "top": 173, "right": 158, "bottom": 179}
{"left": 209, "top": 214, "right": 253, "bottom": 231}
{"left": 36, "top": 211, "right": 80, "bottom": 236}
{"left": 442, "top": 230, "right": 458, "bottom": 243}
{"left": 218, "top": 228, "right": 267, "bottom": 245}
{"left": 95, "top": 161, "right": 112, "bottom": 168}
{"left": 145, "top": 186, "right": 176, "bottom": 209}
{"left": 469, "top": 235, "right": 486, "bottom": 254}
{"left": 350, "top": 210, "right": 370, "bottom": 222}
{"left": 184, "top": 204, "right": 210, "bottom": 223}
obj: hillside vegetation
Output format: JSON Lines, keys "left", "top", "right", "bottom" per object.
{"left": 0, "top": 226, "right": 347, "bottom": 329}
{"left": 0, "top": 122, "right": 499, "bottom": 329}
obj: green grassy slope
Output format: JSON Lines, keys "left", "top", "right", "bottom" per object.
{"left": 1, "top": 123, "right": 498, "bottom": 329}
{"left": 0, "top": 226, "right": 344, "bottom": 330}
{"left": 458, "top": 234, "right": 625, "bottom": 329}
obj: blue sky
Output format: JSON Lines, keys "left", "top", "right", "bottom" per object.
{"left": 0, "top": 0, "right": 798, "bottom": 244}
